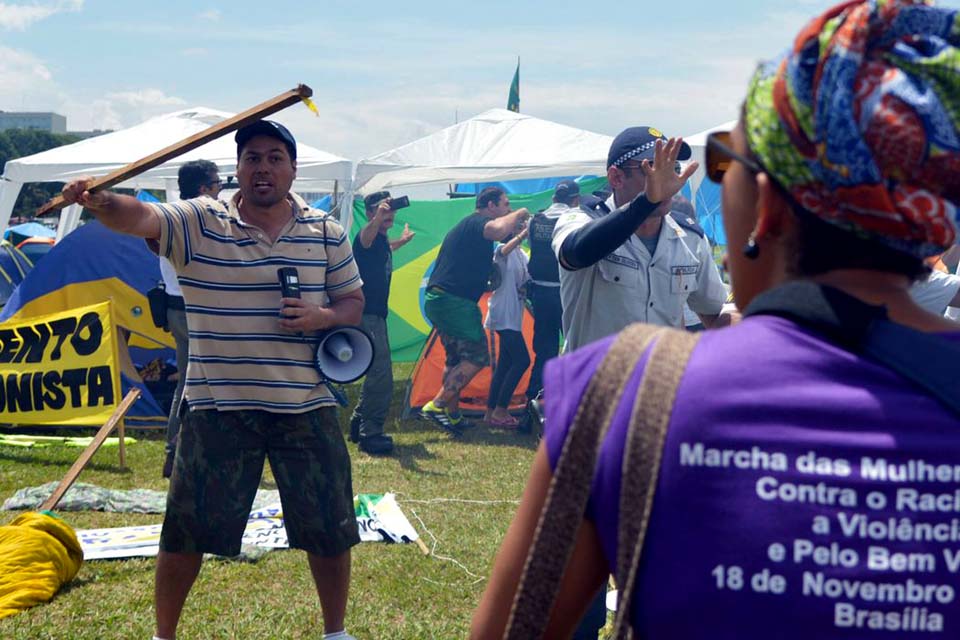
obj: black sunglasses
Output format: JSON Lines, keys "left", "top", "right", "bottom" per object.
{"left": 706, "top": 131, "right": 762, "bottom": 183}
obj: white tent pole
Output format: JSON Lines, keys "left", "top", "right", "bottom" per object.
{"left": 164, "top": 178, "right": 180, "bottom": 203}
{"left": 340, "top": 182, "right": 356, "bottom": 237}
{"left": 56, "top": 204, "right": 83, "bottom": 241}
{"left": 0, "top": 178, "right": 24, "bottom": 239}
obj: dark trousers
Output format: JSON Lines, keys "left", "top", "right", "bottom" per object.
{"left": 487, "top": 329, "right": 530, "bottom": 409}
{"left": 164, "top": 305, "right": 189, "bottom": 455}
{"left": 351, "top": 314, "right": 393, "bottom": 438}
{"left": 527, "top": 284, "right": 562, "bottom": 400}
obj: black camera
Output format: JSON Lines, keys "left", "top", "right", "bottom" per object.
{"left": 390, "top": 195, "right": 410, "bottom": 210}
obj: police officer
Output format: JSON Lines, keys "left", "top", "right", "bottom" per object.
{"left": 551, "top": 127, "right": 728, "bottom": 638}
{"left": 553, "top": 127, "right": 728, "bottom": 352}
{"left": 525, "top": 180, "right": 579, "bottom": 400}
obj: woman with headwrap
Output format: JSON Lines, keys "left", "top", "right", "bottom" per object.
{"left": 471, "top": 1, "right": 960, "bottom": 637}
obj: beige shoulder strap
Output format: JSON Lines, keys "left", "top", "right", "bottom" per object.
{"left": 504, "top": 323, "right": 664, "bottom": 640}
{"left": 611, "top": 328, "right": 701, "bottom": 639}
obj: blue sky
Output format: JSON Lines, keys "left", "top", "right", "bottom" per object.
{"left": 2, "top": 0, "right": 958, "bottom": 159}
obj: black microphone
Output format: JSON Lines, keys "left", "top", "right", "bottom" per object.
{"left": 278, "top": 267, "right": 301, "bottom": 300}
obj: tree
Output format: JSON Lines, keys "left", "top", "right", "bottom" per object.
{"left": 0, "top": 129, "right": 81, "bottom": 220}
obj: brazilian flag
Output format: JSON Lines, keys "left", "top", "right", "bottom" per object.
{"left": 507, "top": 59, "right": 520, "bottom": 112}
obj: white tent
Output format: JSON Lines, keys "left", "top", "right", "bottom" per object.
{"left": 683, "top": 119, "right": 737, "bottom": 196}
{"left": 0, "top": 107, "right": 353, "bottom": 238}
{"left": 354, "top": 108, "right": 613, "bottom": 195}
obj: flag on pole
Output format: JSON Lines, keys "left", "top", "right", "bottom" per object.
{"left": 507, "top": 59, "right": 520, "bottom": 112}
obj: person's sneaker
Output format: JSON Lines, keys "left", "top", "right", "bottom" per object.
{"left": 162, "top": 450, "right": 175, "bottom": 479}
{"left": 349, "top": 414, "right": 361, "bottom": 443}
{"left": 447, "top": 411, "right": 475, "bottom": 430}
{"left": 358, "top": 433, "right": 394, "bottom": 455}
{"left": 421, "top": 401, "right": 464, "bottom": 435}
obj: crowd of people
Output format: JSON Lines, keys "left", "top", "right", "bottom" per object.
{"left": 57, "top": 0, "right": 959, "bottom": 638}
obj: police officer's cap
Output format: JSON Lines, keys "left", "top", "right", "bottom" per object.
{"left": 553, "top": 180, "right": 580, "bottom": 204}
{"left": 607, "top": 126, "right": 691, "bottom": 169}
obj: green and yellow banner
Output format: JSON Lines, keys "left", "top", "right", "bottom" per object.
{"left": 352, "top": 178, "right": 608, "bottom": 361}
{"left": 0, "top": 301, "right": 121, "bottom": 426}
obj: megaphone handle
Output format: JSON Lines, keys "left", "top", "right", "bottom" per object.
{"left": 322, "top": 379, "right": 349, "bottom": 407}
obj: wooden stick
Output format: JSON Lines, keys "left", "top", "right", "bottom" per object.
{"left": 37, "top": 84, "right": 313, "bottom": 216}
{"left": 38, "top": 388, "right": 141, "bottom": 511}
{"left": 117, "top": 417, "right": 126, "bottom": 469}
{"left": 415, "top": 537, "right": 431, "bottom": 556}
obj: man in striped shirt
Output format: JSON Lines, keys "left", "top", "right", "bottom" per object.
{"left": 61, "top": 120, "right": 364, "bottom": 640}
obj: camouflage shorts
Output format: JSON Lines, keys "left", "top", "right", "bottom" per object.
{"left": 160, "top": 407, "right": 360, "bottom": 557}
{"left": 438, "top": 332, "right": 490, "bottom": 368}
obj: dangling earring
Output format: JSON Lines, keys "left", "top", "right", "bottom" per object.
{"left": 743, "top": 234, "right": 760, "bottom": 260}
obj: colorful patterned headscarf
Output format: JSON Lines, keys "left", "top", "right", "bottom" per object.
{"left": 745, "top": 0, "right": 960, "bottom": 259}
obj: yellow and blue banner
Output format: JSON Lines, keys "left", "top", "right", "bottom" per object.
{"left": 0, "top": 301, "right": 121, "bottom": 426}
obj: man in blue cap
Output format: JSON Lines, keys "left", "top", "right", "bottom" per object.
{"left": 60, "top": 119, "right": 364, "bottom": 640}
{"left": 552, "top": 126, "right": 728, "bottom": 352}
{"left": 525, "top": 180, "right": 579, "bottom": 402}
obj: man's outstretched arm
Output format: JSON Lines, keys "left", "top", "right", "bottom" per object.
{"left": 61, "top": 178, "right": 162, "bottom": 239}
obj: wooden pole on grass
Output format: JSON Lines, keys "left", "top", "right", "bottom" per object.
{"left": 36, "top": 84, "right": 314, "bottom": 216}
{"left": 39, "top": 388, "right": 141, "bottom": 511}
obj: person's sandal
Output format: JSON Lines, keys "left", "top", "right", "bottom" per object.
{"left": 488, "top": 415, "right": 520, "bottom": 428}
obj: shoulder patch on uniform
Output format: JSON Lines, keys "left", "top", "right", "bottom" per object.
{"left": 669, "top": 211, "right": 705, "bottom": 238}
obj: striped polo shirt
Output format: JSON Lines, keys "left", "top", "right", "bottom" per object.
{"left": 150, "top": 192, "right": 362, "bottom": 413}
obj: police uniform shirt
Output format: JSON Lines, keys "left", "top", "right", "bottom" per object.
{"left": 551, "top": 195, "right": 726, "bottom": 351}
{"left": 528, "top": 202, "right": 569, "bottom": 287}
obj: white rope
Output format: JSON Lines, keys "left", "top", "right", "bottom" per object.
{"left": 396, "top": 495, "right": 519, "bottom": 506}
{"left": 409, "top": 507, "right": 484, "bottom": 586}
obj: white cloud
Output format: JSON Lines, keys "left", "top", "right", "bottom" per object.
{"left": 69, "top": 89, "right": 187, "bottom": 131}
{"left": 0, "top": 0, "right": 82, "bottom": 31}
{"left": 197, "top": 8, "right": 221, "bottom": 21}
{"left": 0, "top": 45, "right": 59, "bottom": 111}
{"left": 181, "top": 47, "right": 208, "bottom": 57}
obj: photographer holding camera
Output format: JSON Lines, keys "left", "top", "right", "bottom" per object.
{"left": 349, "top": 191, "right": 415, "bottom": 455}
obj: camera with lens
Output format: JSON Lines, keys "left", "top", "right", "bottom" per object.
{"left": 389, "top": 195, "right": 410, "bottom": 210}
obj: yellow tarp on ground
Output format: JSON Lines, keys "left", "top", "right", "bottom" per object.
{"left": 0, "top": 511, "right": 83, "bottom": 619}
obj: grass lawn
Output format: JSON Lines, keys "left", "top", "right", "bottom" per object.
{"left": 0, "top": 364, "right": 540, "bottom": 639}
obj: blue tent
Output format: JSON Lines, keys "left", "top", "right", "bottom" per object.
{"left": 311, "top": 195, "right": 332, "bottom": 211}
{"left": 1, "top": 221, "right": 174, "bottom": 425}
{"left": 4, "top": 221, "right": 56, "bottom": 246}
{"left": 0, "top": 241, "right": 33, "bottom": 308}
{"left": 693, "top": 180, "right": 726, "bottom": 246}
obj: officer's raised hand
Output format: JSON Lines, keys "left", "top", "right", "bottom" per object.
{"left": 640, "top": 138, "right": 699, "bottom": 203}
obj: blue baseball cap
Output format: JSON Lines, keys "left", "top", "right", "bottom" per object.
{"left": 553, "top": 180, "right": 580, "bottom": 203}
{"left": 607, "top": 126, "right": 690, "bottom": 169}
{"left": 235, "top": 119, "right": 297, "bottom": 161}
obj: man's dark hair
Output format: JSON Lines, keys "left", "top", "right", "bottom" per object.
{"left": 789, "top": 207, "right": 928, "bottom": 282}
{"left": 178, "top": 160, "right": 219, "bottom": 199}
{"left": 477, "top": 186, "right": 506, "bottom": 211}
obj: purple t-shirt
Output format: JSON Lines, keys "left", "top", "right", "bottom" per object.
{"left": 545, "top": 315, "right": 960, "bottom": 638}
